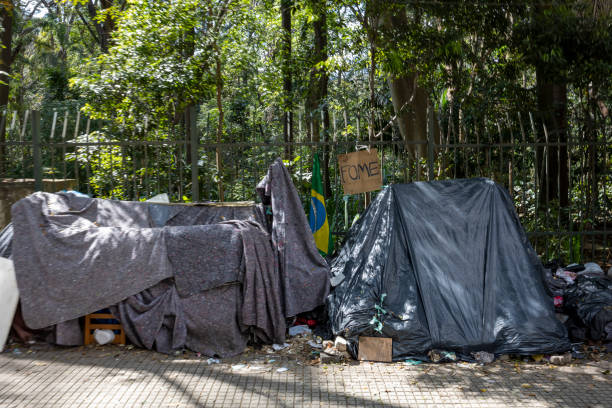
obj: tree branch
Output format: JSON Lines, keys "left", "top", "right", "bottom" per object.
{"left": 25, "top": 0, "right": 44, "bottom": 20}
{"left": 10, "top": 24, "right": 41, "bottom": 61}
{"left": 76, "top": 7, "right": 101, "bottom": 46}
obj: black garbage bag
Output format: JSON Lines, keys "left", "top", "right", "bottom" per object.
{"left": 542, "top": 267, "right": 569, "bottom": 298}
{"left": 564, "top": 274, "right": 612, "bottom": 342}
{"left": 328, "top": 178, "right": 570, "bottom": 361}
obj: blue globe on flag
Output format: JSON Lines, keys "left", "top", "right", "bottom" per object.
{"left": 309, "top": 196, "right": 327, "bottom": 233}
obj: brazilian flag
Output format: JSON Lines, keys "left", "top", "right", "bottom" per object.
{"left": 309, "top": 153, "right": 333, "bottom": 256}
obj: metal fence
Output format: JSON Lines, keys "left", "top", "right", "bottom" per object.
{"left": 0, "top": 105, "right": 610, "bottom": 266}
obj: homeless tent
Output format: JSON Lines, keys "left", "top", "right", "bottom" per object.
{"left": 328, "top": 178, "right": 570, "bottom": 361}
{"left": 9, "top": 158, "right": 330, "bottom": 356}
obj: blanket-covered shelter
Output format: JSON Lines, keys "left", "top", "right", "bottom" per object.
{"left": 328, "top": 178, "right": 570, "bottom": 361}
{"left": 8, "top": 159, "right": 329, "bottom": 357}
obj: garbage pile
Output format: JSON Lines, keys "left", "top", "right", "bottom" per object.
{"left": 258, "top": 324, "right": 351, "bottom": 365}
{"left": 544, "top": 260, "right": 612, "bottom": 351}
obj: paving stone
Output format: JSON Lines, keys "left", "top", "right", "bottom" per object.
{"left": 0, "top": 346, "right": 610, "bottom": 407}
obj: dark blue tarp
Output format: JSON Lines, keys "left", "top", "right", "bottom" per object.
{"left": 328, "top": 178, "right": 570, "bottom": 360}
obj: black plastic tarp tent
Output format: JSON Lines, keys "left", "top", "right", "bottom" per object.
{"left": 328, "top": 178, "right": 570, "bottom": 360}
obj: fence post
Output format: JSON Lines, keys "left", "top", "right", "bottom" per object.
{"left": 427, "top": 104, "right": 435, "bottom": 181}
{"left": 0, "top": 109, "right": 5, "bottom": 174}
{"left": 188, "top": 105, "right": 200, "bottom": 203}
{"left": 32, "top": 110, "right": 42, "bottom": 191}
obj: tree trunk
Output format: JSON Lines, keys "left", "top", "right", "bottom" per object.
{"left": 281, "top": 0, "right": 293, "bottom": 160}
{"left": 388, "top": 74, "right": 431, "bottom": 158}
{"left": 586, "top": 87, "right": 600, "bottom": 224}
{"left": 384, "top": 9, "right": 438, "bottom": 162}
{"left": 368, "top": 30, "right": 376, "bottom": 142}
{"left": 318, "top": 4, "right": 330, "bottom": 200}
{"left": 536, "top": 66, "right": 569, "bottom": 209}
{"left": 87, "top": 0, "right": 115, "bottom": 52}
{"left": 0, "top": 0, "right": 14, "bottom": 173}
{"left": 215, "top": 52, "right": 225, "bottom": 202}
{"left": 0, "top": 1, "right": 12, "bottom": 107}
{"left": 306, "top": 0, "right": 330, "bottom": 199}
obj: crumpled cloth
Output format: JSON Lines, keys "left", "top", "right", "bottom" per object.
{"left": 230, "top": 220, "right": 285, "bottom": 344}
{"left": 165, "top": 223, "right": 243, "bottom": 297}
{"left": 11, "top": 192, "right": 173, "bottom": 329}
{"left": 112, "top": 220, "right": 286, "bottom": 357}
{"left": 257, "top": 158, "right": 330, "bottom": 317}
{"left": 111, "top": 280, "right": 186, "bottom": 353}
{"left": 10, "top": 159, "right": 328, "bottom": 356}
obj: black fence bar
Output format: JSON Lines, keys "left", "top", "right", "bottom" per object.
{"left": 0, "top": 107, "right": 609, "bottom": 266}
{"left": 2, "top": 139, "right": 612, "bottom": 149}
{"left": 188, "top": 105, "right": 200, "bottom": 203}
{"left": 31, "top": 110, "right": 42, "bottom": 192}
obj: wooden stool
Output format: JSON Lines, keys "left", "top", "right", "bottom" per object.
{"left": 83, "top": 311, "right": 126, "bottom": 345}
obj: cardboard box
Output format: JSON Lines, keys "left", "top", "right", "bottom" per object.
{"left": 358, "top": 336, "right": 392, "bottom": 362}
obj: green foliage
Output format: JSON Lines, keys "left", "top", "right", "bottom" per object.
{"left": 65, "top": 130, "right": 128, "bottom": 198}
{"left": 514, "top": 1, "right": 612, "bottom": 86}
{"left": 71, "top": 0, "right": 218, "bottom": 130}
{"left": 2, "top": 1, "right": 610, "bottom": 263}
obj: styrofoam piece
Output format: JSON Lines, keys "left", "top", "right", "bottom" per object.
{"left": 272, "top": 342, "right": 289, "bottom": 351}
{"left": 147, "top": 193, "right": 170, "bottom": 203}
{"left": 0, "top": 257, "right": 19, "bottom": 352}
{"left": 93, "top": 329, "right": 115, "bottom": 345}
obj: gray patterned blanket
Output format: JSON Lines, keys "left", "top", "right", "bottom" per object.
{"left": 10, "top": 159, "right": 329, "bottom": 356}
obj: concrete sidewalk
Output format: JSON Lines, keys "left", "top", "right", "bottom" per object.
{"left": 0, "top": 344, "right": 611, "bottom": 407}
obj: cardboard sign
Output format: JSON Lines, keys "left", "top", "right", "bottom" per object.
{"left": 358, "top": 336, "right": 392, "bottom": 362}
{"left": 338, "top": 149, "right": 382, "bottom": 195}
